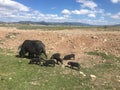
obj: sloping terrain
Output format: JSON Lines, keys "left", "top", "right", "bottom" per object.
{"left": 0, "top": 27, "right": 120, "bottom": 89}
{"left": 0, "top": 27, "right": 120, "bottom": 64}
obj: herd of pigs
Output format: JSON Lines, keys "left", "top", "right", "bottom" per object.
{"left": 18, "top": 40, "right": 80, "bottom": 70}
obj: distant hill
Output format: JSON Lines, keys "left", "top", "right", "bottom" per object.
{"left": 0, "top": 21, "right": 91, "bottom": 26}
{"left": 49, "top": 22, "right": 91, "bottom": 26}
{"left": 112, "top": 24, "right": 120, "bottom": 26}
{"left": 0, "top": 21, "right": 120, "bottom": 26}
{"left": 0, "top": 21, "right": 6, "bottom": 24}
{"left": 17, "top": 21, "right": 91, "bottom": 26}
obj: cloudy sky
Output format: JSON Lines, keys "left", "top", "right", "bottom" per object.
{"left": 0, "top": 0, "right": 120, "bottom": 25}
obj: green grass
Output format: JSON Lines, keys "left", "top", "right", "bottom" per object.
{"left": 85, "top": 51, "right": 120, "bottom": 89}
{"left": 0, "top": 50, "right": 120, "bottom": 90}
{"left": 86, "top": 51, "right": 120, "bottom": 61}
{"left": 0, "top": 51, "right": 81, "bottom": 90}
{"left": 0, "top": 56, "right": 75, "bottom": 90}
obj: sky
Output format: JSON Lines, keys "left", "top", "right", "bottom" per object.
{"left": 0, "top": 0, "right": 120, "bottom": 25}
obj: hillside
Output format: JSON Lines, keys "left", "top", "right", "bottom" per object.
{"left": 0, "top": 27, "right": 120, "bottom": 89}
{"left": 0, "top": 27, "right": 120, "bottom": 60}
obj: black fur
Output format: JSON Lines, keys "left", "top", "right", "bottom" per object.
{"left": 43, "top": 60, "right": 55, "bottom": 67}
{"left": 50, "top": 53, "right": 63, "bottom": 64}
{"left": 50, "top": 53, "right": 60, "bottom": 59}
{"left": 63, "top": 54, "right": 75, "bottom": 60}
{"left": 55, "top": 58, "right": 63, "bottom": 64}
{"left": 67, "top": 61, "right": 80, "bottom": 70}
{"left": 19, "top": 40, "right": 47, "bottom": 59}
{"left": 29, "top": 58, "right": 42, "bottom": 65}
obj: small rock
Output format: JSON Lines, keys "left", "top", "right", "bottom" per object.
{"left": 30, "top": 81, "right": 39, "bottom": 85}
{"left": 73, "top": 46, "right": 76, "bottom": 49}
{"left": 90, "top": 74, "right": 96, "bottom": 81}
{"left": 103, "top": 39, "right": 107, "bottom": 42}
{"left": 79, "top": 71, "right": 86, "bottom": 77}
{"left": 61, "top": 64, "right": 65, "bottom": 68}
{"left": 10, "top": 35, "right": 16, "bottom": 39}
{"left": 117, "top": 80, "right": 120, "bottom": 82}
{"left": 91, "top": 36, "right": 98, "bottom": 39}
{"left": 9, "top": 77, "right": 12, "bottom": 80}
{"left": 50, "top": 46, "right": 54, "bottom": 50}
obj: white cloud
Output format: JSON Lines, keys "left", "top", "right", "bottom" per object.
{"left": 71, "top": 9, "right": 90, "bottom": 15}
{"left": 0, "top": 0, "right": 119, "bottom": 25}
{"left": 76, "top": 0, "right": 97, "bottom": 9}
{"left": 111, "top": 0, "right": 120, "bottom": 3}
{"left": 71, "top": 10, "right": 81, "bottom": 15}
{"left": 0, "top": 0, "right": 29, "bottom": 11}
{"left": 111, "top": 12, "right": 120, "bottom": 19}
{"left": 62, "top": 9, "right": 96, "bottom": 18}
{"left": 88, "top": 13, "right": 96, "bottom": 17}
{"left": 61, "top": 9, "right": 71, "bottom": 15}
{"left": 106, "top": 13, "right": 112, "bottom": 16}
{"left": 0, "top": 0, "right": 69, "bottom": 22}
{"left": 0, "top": 0, "right": 30, "bottom": 20}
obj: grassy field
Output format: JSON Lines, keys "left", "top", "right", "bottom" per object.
{"left": 0, "top": 49, "right": 120, "bottom": 90}
{"left": 0, "top": 23, "right": 120, "bottom": 31}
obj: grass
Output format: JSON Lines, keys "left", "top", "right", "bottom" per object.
{"left": 0, "top": 50, "right": 81, "bottom": 90}
{"left": 0, "top": 23, "right": 120, "bottom": 31}
{"left": 86, "top": 51, "right": 120, "bottom": 61}
{"left": 86, "top": 51, "right": 120, "bottom": 70}
{"left": 85, "top": 51, "right": 120, "bottom": 89}
{"left": 0, "top": 50, "right": 120, "bottom": 90}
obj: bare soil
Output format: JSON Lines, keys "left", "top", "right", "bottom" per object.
{"left": 0, "top": 27, "right": 120, "bottom": 67}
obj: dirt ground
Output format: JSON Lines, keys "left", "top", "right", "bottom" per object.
{"left": 0, "top": 27, "right": 120, "bottom": 66}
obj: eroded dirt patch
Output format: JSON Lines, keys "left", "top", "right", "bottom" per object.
{"left": 0, "top": 27, "right": 120, "bottom": 67}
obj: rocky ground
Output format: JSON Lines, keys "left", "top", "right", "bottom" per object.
{"left": 0, "top": 27, "right": 120, "bottom": 67}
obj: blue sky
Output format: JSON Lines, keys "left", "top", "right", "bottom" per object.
{"left": 0, "top": 0, "right": 120, "bottom": 25}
